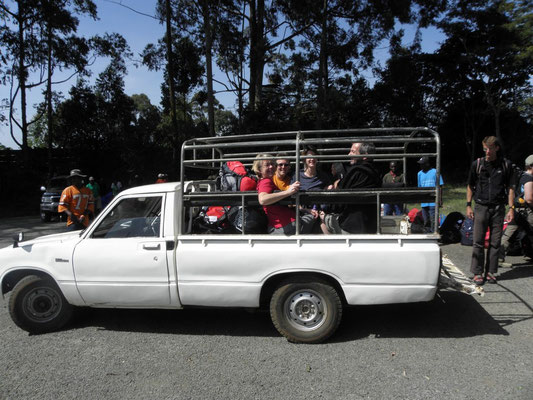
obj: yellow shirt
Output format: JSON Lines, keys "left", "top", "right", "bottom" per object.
{"left": 272, "top": 174, "right": 291, "bottom": 191}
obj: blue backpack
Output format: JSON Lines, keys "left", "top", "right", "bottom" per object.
{"left": 460, "top": 217, "right": 474, "bottom": 246}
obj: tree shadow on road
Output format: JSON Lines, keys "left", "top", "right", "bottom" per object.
{"left": 66, "top": 291, "right": 509, "bottom": 343}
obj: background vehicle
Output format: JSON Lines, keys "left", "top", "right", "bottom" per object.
{"left": 39, "top": 175, "right": 68, "bottom": 222}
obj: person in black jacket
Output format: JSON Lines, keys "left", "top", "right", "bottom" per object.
{"left": 322, "top": 142, "right": 381, "bottom": 234}
{"left": 466, "top": 136, "right": 515, "bottom": 286}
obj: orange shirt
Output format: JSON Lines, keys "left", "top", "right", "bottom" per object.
{"left": 58, "top": 185, "right": 95, "bottom": 227}
{"left": 272, "top": 174, "right": 291, "bottom": 191}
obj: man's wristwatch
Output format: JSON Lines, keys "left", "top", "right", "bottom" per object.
{"left": 466, "top": 201, "right": 472, "bottom": 207}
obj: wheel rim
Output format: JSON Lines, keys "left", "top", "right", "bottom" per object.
{"left": 285, "top": 289, "right": 327, "bottom": 331}
{"left": 22, "top": 286, "right": 62, "bottom": 323}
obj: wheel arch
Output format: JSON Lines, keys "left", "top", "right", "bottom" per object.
{"left": 259, "top": 271, "right": 347, "bottom": 309}
{"left": 1, "top": 268, "right": 57, "bottom": 297}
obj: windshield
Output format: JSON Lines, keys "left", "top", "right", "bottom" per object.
{"left": 47, "top": 178, "right": 68, "bottom": 191}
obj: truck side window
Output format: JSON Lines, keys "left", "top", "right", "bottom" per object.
{"left": 92, "top": 196, "right": 162, "bottom": 239}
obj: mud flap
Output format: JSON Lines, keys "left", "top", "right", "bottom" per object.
{"left": 439, "top": 254, "right": 485, "bottom": 296}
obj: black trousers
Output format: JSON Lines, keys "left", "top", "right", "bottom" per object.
{"left": 470, "top": 203, "right": 505, "bottom": 275}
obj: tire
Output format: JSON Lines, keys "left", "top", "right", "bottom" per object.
{"left": 270, "top": 278, "right": 343, "bottom": 344}
{"left": 40, "top": 211, "right": 51, "bottom": 222}
{"left": 8, "top": 275, "right": 73, "bottom": 334}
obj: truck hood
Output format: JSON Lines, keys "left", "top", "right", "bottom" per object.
{"left": 1, "top": 231, "right": 82, "bottom": 252}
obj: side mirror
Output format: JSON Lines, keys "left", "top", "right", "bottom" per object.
{"left": 40, "top": 186, "right": 46, "bottom": 192}
{"left": 13, "top": 232, "right": 24, "bottom": 248}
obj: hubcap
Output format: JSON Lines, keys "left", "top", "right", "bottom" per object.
{"left": 23, "top": 287, "right": 61, "bottom": 322}
{"left": 285, "top": 289, "right": 326, "bottom": 331}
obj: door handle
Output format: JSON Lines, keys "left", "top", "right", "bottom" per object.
{"left": 143, "top": 243, "right": 161, "bottom": 250}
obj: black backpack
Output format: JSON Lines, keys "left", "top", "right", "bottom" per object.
{"left": 227, "top": 206, "right": 268, "bottom": 234}
{"left": 439, "top": 211, "right": 464, "bottom": 244}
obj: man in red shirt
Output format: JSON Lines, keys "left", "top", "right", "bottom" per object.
{"left": 58, "top": 169, "right": 95, "bottom": 231}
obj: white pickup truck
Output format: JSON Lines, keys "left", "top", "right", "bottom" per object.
{"left": 0, "top": 128, "right": 476, "bottom": 343}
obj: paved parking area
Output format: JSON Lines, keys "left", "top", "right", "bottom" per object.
{"left": 0, "top": 216, "right": 532, "bottom": 399}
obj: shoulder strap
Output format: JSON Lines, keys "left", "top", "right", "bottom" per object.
{"left": 503, "top": 159, "right": 511, "bottom": 181}
{"left": 476, "top": 158, "right": 482, "bottom": 176}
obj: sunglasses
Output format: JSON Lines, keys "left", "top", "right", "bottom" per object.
{"left": 277, "top": 163, "right": 289, "bottom": 167}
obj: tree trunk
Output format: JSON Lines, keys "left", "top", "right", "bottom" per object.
{"left": 46, "top": 23, "right": 53, "bottom": 177}
{"left": 201, "top": 0, "right": 215, "bottom": 136}
{"left": 248, "top": 0, "right": 257, "bottom": 112}
{"left": 316, "top": 0, "right": 328, "bottom": 129}
{"left": 165, "top": 0, "right": 179, "bottom": 161}
{"left": 254, "top": 0, "right": 265, "bottom": 109}
{"left": 16, "top": 2, "right": 28, "bottom": 156}
{"left": 492, "top": 104, "right": 503, "bottom": 149}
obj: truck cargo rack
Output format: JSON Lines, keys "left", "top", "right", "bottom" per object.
{"left": 179, "top": 127, "right": 441, "bottom": 235}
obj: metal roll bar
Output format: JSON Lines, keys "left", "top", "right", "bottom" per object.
{"left": 179, "top": 127, "right": 441, "bottom": 236}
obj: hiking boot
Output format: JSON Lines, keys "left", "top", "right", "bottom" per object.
{"left": 485, "top": 273, "right": 497, "bottom": 284}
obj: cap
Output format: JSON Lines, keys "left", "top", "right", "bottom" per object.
{"left": 240, "top": 176, "right": 257, "bottom": 191}
{"left": 525, "top": 154, "right": 533, "bottom": 167}
{"left": 68, "top": 169, "right": 86, "bottom": 178}
{"left": 89, "top": 176, "right": 94, "bottom": 181}
{"left": 417, "top": 156, "right": 429, "bottom": 165}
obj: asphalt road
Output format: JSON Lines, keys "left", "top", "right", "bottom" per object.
{"left": 0, "top": 216, "right": 532, "bottom": 400}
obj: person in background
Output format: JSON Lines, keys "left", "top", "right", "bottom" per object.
{"left": 382, "top": 161, "right": 405, "bottom": 215}
{"left": 111, "top": 179, "right": 122, "bottom": 196}
{"left": 466, "top": 136, "right": 515, "bottom": 285}
{"left": 156, "top": 173, "right": 168, "bottom": 184}
{"left": 273, "top": 153, "right": 291, "bottom": 190}
{"left": 86, "top": 176, "right": 101, "bottom": 214}
{"left": 499, "top": 154, "right": 533, "bottom": 267}
{"left": 58, "top": 169, "right": 94, "bottom": 231}
{"left": 417, "top": 156, "right": 443, "bottom": 233}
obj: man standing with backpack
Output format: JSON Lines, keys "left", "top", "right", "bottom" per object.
{"left": 466, "top": 136, "right": 515, "bottom": 286}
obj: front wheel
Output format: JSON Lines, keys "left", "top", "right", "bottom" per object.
{"left": 8, "top": 275, "right": 73, "bottom": 334}
{"left": 270, "top": 278, "right": 343, "bottom": 343}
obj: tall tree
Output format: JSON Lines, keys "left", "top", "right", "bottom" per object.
{"left": 438, "top": 0, "right": 533, "bottom": 146}
{"left": 38, "top": 0, "right": 97, "bottom": 175}
{"left": 277, "top": 0, "right": 448, "bottom": 128}
{"left": 0, "top": 0, "right": 43, "bottom": 154}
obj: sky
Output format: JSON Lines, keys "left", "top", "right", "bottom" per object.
{"left": 0, "top": 0, "right": 445, "bottom": 149}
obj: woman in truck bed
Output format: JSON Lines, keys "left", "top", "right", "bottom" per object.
{"left": 253, "top": 154, "right": 317, "bottom": 235}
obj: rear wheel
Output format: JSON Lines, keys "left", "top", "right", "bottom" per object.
{"left": 270, "top": 278, "right": 343, "bottom": 343}
{"left": 8, "top": 275, "right": 73, "bottom": 334}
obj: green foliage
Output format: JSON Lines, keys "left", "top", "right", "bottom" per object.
{"left": 4, "top": 0, "right": 532, "bottom": 181}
